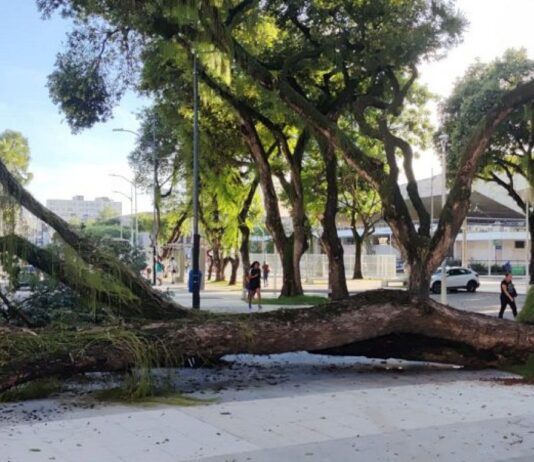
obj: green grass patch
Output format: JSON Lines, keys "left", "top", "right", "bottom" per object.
{"left": 251, "top": 295, "right": 328, "bottom": 306}
{"left": 88, "top": 370, "right": 214, "bottom": 407}
{"left": 0, "top": 379, "right": 62, "bottom": 403}
{"left": 90, "top": 386, "right": 213, "bottom": 407}
{"left": 503, "top": 355, "right": 534, "bottom": 380}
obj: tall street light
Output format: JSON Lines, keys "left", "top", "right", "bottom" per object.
{"left": 438, "top": 133, "right": 449, "bottom": 305}
{"left": 113, "top": 189, "right": 134, "bottom": 245}
{"left": 113, "top": 127, "right": 157, "bottom": 286}
{"left": 191, "top": 53, "right": 201, "bottom": 309}
{"left": 109, "top": 173, "right": 138, "bottom": 246}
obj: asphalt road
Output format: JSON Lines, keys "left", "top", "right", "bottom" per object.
{"left": 430, "top": 290, "right": 525, "bottom": 319}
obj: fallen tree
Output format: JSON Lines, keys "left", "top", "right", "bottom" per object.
{"left": 2, "top": 290, "right": 534, "bottom": 393}
{"left": 0, "top": 160, "right": 185, "bottom": 320}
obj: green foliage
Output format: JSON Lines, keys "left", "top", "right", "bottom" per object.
{"left": 518, "top": 285, "right": 534, "bottom": 324}
{"left": 503, "top": 354, "right": 534, "bottom": 380}
{"left": 97, "top": 205, "right": 119, "bottom": 222}
{"left": 17, "top": 276, "right": 100, "bottom": 327}
{"left": 440, "top": 48, "right": 534, "bottom": 186}
{"left": 0, "top": 130, "right": 32, "bottom": 185}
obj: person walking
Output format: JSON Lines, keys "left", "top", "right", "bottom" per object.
{"left": 499, "top": 273, "right": 518, "bottom": 318}
{"left": 262, "top": 261, "right": 270, "bottom": 287}
{"left": 247, "top": 261, "right": 262, "bottom": 310}
{"left": 155, "top": 257, "right": 164, "bottom": 286}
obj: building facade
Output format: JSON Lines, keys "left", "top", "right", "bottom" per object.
{"left": 46, "top": 195, "right": 122, "bottom": 223}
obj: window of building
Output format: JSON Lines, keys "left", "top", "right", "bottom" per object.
{"left": 515, "top": 241, "right": 525, "bottom": 249}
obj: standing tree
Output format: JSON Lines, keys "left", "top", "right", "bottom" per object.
{"left": 339, "top": 174, "right": 382, "bottom": 280}
{"left": 440, "top": 49, "right": 534, "bottom": 280}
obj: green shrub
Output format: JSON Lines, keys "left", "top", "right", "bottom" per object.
{"left": 518, "top": 285, "right": 534, "bottom": 324}
{"left": 469, "top": 262, "right": 488, "bottom": 275}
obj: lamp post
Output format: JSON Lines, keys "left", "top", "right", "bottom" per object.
{"left": 191, "top": 53, "right": 201, "bottom": 309}
{"left": 112, "top": 127, "right": 157, "bottom": 285}
{"left": 109, "top": 173, "right": 138, "bottom": 246}
{"left": 113, "top": 190, "right": 133, "bottom": 246}
{"left": 438, "top": 133, "right": 449, "bottom": 305}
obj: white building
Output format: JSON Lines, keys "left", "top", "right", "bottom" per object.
{"left": 46, "top": 195, "right": 122, "bottom": 223}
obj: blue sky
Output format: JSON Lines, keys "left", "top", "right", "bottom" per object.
{"left": 0, "top": 1, "right": 150, "bottom": 210}
{"left": 0, "top": 1, "right": 533, "bottom": 212}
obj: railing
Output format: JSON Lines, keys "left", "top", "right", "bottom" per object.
{"left": 466, "top": 260, "right": 527, "bottom": 276}
{"left": 248, "top": 253, "right": 396, "bottom": 286}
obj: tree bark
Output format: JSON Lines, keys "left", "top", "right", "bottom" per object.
{"left": 0, "top": 159, "right": 183, "bottom": 320}
{"left": 213, "top": 242, "right": 224, "bottom": 282}
{"left": 3, "top": 290, "right": 534, "bottom": 393}
{"left": 161, "top": 206, "right": 190, "bottom": 259}
{"left": 318, "top": 138, "right": 348, "bottom": 299}
{"left": 529, "top": 212, "right": 534, "bottom": 285}
{"left": 238, "top": 177, "right": 259, "bottom": 287}
{"left": 224, "top": 255, "right": 240, "bottom": 285}
{"left": 239, "top": 116, "right": 303, "bottom": 296}
{"left": 407, "top": 262, "right": 431, "bottom": 298}
{"left": 353, "top": 234, "right": 363, "bottom": 280}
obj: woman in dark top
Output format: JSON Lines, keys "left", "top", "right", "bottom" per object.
{"left": 500, "top": 273, "right": 517, "bottom": 318}
{"left": 247, "top": 261, "right": 262, "bottom": 310}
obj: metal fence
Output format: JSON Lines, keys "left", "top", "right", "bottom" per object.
{"left": 248, "top": 253, "right": 396, "bottom": 283}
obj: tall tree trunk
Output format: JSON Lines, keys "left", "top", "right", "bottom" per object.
{"left": 206, "top": 250, "right": 214, "bottom": 281}
{"left": 226, "top": 255, "right": 240, "bottom": 286}
{"left": 280, "top": 235, "right": 303, "bottom": 296}
{"left": 238, "top": 177, "right": 259, "bottom": 287}
{"left": 318, "top": 138, "right": 348, "bottom": 299}
{"left": 0, "top": 160, "right": 184, "bottom": 320}
{"left": 161, "top": 206, "right": 190, "bottom": 259}
{"left": 407, "top": 262, "right": 431, "bottom": 298}
{"left": 5, "top": 290, "right": 534, "bottom": 393}
{"left": 239, "top": 226, "right": 251, "bottom": 287}
{"left": 213, "top": 242, "right": 224, "bottom": 281}
{"left": 353, "top": 234, "right": 363, "bottom": 280}
{"left": 239, "top": 116, "right": 302, "bottom": 296}
{"left": 529, "top": 212, "right": 534, "bottom": 285}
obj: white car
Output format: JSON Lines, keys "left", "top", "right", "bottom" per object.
{"left": 430, "top": 267, "right": 480, "bottom": 294}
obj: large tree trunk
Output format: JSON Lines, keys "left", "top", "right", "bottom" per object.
{"left": 407, "top": 262, "right": 431, "bottom": 298}
{"left": 3, "top": 290, "right": 534, "bottom": 393}
{"left": 212, "top": 242, "right": 224, "bottom": 282}
{"left": 318, "top": 138, "right": 348, "bottom": 299}
{"left": 161, "top": 206, "right": 189, "bottom": 260}
{"left": 0, "top": 160, "right": 183, "bottom": 320}
{"left": 529, "top": 212, "right": 534, "bottom": 285}
{"left": 225, "top": 255, "right": 240, "bottom": 286}
{"left": 239, "top": 116, "right": 303, "bottom": 296}
{"left": 353, "top": 234, "right": 363, "bottom": 280}
{"left": 238, "top": 177, "right": 259, "bottom": 287}
{"left": 239, "top": 226, "right": 251, "bottom": 287}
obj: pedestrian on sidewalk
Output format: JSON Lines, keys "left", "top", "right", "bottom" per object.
{"left": 262, "top": 261, "right": 270, "bottom": 287}
{"left": 499, "top": 273, "right": 518, "bottom": 318}
{"left": 247, "top": 261, "right": 262, "bottom": 310}
{"left": 155, "top": 257, "right": 164, "bottom": 286}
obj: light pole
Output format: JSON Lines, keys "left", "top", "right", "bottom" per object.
{"left": 438, "top": 133, "right": 449, "bottom": 305}
{"left": 191, "top": 53, "right": 201, "bottom": 309}
{"left": 109, "top": 174, "right": 138, "bottom": 246}
{"left": 113, "top": 190, "right": 133, "bottom": 245}
{"left": 112, "top": 127, "right": 157, "bottom": 285}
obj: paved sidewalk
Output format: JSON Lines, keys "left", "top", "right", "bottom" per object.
{"left": 1, "top": 354, "right": 533, "bottom": 461}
